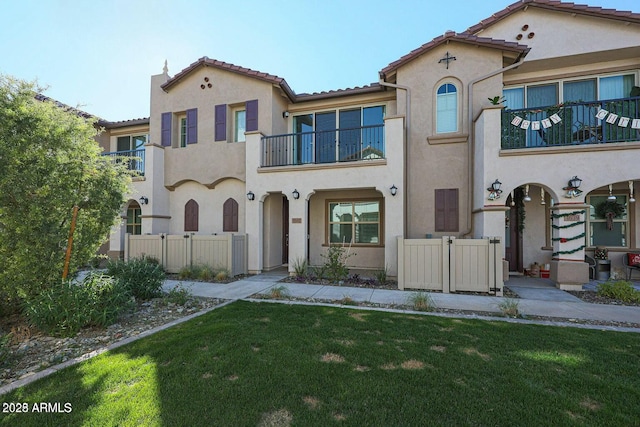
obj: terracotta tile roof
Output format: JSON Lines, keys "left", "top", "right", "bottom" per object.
{"left": 380, "top": 31, "right": 530, "bottom": 78}
{"left": 161, "top": 56, "right": 296, "bottom": 101}
{"left": 466, "top": 0, "right": 640, "bottom": 34}
{"left": 34, "top": 93, "right": 95, "bottom": 119}
{"left": 296, "top": 83, "right": 384, "bottom": 101}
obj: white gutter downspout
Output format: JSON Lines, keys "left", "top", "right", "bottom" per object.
{"left": 378, "top": 78, "right": 410, "bottom": 237}
{"left": 463, "top": 56, "right": 526, "bottom": 238}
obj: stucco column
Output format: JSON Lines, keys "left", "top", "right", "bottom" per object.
{"left": 246, "top": 195, "right": 263, "bottom": 274}
{"left": 473, "top": 205, "right": 509, "bottom": 279}
{"left": 382, "top": 189, "right": 403, "bottom": 278}
{"left": 108, "top": 216, "right": 126, "bottom": 260}
{"left": 287, "top": 193, "right": 309, "bottom": 275}
{"left": 138, "top": 143, "right": 170, "bottom": 234}
{"left": 550, "top": 203, "right": 589, "bottom": 290}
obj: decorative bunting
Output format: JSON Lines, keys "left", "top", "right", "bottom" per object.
{"left": 510, "top": 108, "right": 640, "bottom": 131}
{"left": 541, "top": 118, "right": 552, "bottom": 128}
{"left": 520, "top": 120, "right": 530, "bottom": 129}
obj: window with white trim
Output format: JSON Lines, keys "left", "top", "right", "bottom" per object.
{"left": 328, "top": 200, "right": 381, "bottom": 245}
{"left": 234, "top": 109, "right": 246, "bottom": 142}
{"left": 587, "top": 194, "right": 628, "bottom": 247}
{"left": 436, "top": 83, "right": 458, "bottom": 133}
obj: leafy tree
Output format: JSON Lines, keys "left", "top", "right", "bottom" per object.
{"left": 0, "top": 76, "right": 130, "bottom": 313}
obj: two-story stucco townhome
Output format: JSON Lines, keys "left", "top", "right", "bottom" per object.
{"left": 100, "top": 0, "right": 640, "bottom": 290}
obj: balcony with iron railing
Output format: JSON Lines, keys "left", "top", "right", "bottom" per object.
{"left": 501, "top": 96, "right": 640, "bottom": 149}
{"left": 102, "top": 148, "right": 145, "bottom": 176}
{"left": 261, "top": 124, "right": 385, "bottom": 167}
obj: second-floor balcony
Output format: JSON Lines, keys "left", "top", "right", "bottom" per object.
{"left": 102, "top": 148, "right": 145, "bottom": 176}
{"left": 261, "top": 124, "right": 385, "bottom": 167}
{"left": 501, "top": 96, "right": 640, "bottom": 149}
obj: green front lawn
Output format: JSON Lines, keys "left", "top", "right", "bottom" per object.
{"left": 1, "top": 301, "right": 639, "bottom": 426}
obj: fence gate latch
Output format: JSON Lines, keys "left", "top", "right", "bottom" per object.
{"left": 489, "top": 239, "right": 500, "bottom": 244}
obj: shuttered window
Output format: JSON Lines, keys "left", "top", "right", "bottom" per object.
{"left": 215, "top": 104, "right": 227, "bottom": 141}
{"left": 184, "top": 199, "right": 199, "bottom": 232}
{"left": 161, "top": 112, "right": 172, "bottom": 146}
{"left": 435, "top": 189, "right": 458, "bottom": 232}
{"left": 223, "top": 198, "right": 239, "bottom": 232}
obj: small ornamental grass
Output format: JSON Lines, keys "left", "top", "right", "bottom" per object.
{"left": 106, "top": 257, "right": 165, "bottom": 300}
{"left": 498, "top": 298, "right": 521, "bottom": 318}
{"left": 23, "top": 273, "right": 134, "bottom": 337}
{"left": 596, "top": 280, "right": 640, "bottom": 303}
{"left": 407, "top": 291, "right": 436, "bottom": 312}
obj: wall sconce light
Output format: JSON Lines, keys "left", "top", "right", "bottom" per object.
{"left": 247, "top": 191, "right": 255, "bottom": 201}
{"left": 282, "top": 111, "right": 290, "bottom": 118}
{"left": 540, "top": 187, "right": 546, "bottom": 205}
{"left": 390, "top": 185, "right": 398, "bottom": 196}
{"left": 629, "top": 181, "right": 636, "bottom": 203}
{"left": 292, "top": 189, "right": 300, "bottom": 200}
{"left": 523, "top": 184, "right": 531, "bottom": 202}
{"left": 510, "top": 191, "right": 515, "bottom": 207}
{"left": 487, "top": 179, "right": 502, "bottom": 200}
{"left": 139, "top": 196, "right": 149, "bottom": 205}
{"left": 607, "top": 184, "right": 616, "bottom": 201}
{"left": 563, "top": 176, "right": 582, "bottom": 198}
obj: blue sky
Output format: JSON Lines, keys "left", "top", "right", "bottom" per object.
{"left": 1, "top": 0, "right": 637, "bottom": 122}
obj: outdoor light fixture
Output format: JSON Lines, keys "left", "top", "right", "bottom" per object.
{"left": 282, "top": 111, "right": 290, "bottom": 118}
{"left": 540, "top": 187, "right": 546, "bottom": 205}
{"left": 510, "top": 191, "right": 515, "bottom": 207}
{"left": 563, "top": 176, "right": 583, "bottom": 199}
{"left": 630, "top": 181, "right": 636, "bottom": 203}
{"left": 247, "top": 191, "right": 255, "bottom": 201}
{"left": 523, "top": 185, "right": 532, "bottom": 202}
{"left": 139, "top": 196, "right": 149, "bottom": 205}
{"left": 292, "top": 189, "right": 300, "bottom": 200}
{"left": 607, "top": 184, "right": 617, "bottom": 201}
{"left": 390, "top": 185, "right": 398, "bottom": 196}
{"left": 487, "top": 179, "right": 502, "bottom": 201}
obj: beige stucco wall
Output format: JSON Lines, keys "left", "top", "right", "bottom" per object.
{"left": 262, "top": 194, "right": 284, "bottom": 271}
{"left": 395, "top": 42, "right": 505, "bottom": 239}
{"left": 168, "top": 179, "right": 245, "bottom": 235}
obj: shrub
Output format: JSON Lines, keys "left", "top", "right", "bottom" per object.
{"left": 407, "top": 292, "right": 435, "bottom": 312}
{"left": 498, "top": 298, "right": 521, "bottom": 318}
{"left": 597, "top": 280, "right": 640, "bottom": 303}
{"left": 268, "top": 285, "right": 290, "bottom": 299}
{"left": 106, "top": 257, "right": 165, "bottom": 300}
{"left": 375, "top": 266, "right": 389, "bottom": 285}
{"left": 292, "top": 258, "right": 308, "bottom": 277}
{"left": 320, "top": 245, "right": 355, "bottom": 284}
{"left": 164, "top": 285, "right": 192, "bottom": 306}
{"left": 197, "top": 265, "right": 216, "bottom": 281}
{"left": 214, "top": 269, "right": 229, "bottom": 281}
{"left": 23, "top": 274, "right": 133, "bottom": 337}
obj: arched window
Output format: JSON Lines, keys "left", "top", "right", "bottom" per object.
{"left": 436, "top": 83, "right": 458, "bottom": 133}
{"left": 126, "top": 201, "right": 142, "bottom": 235}
{"left": 223, "top": 198, "right": 239, "bottom": 232}
{"left": 184, "top": 199, "right": 199, "bottom": 232}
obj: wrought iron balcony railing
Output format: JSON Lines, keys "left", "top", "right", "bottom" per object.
{"left": 102, "top": 148, "right": 145, "bottom": 176}
{"left": 501, "top": 96, "right": 640, "bottom": 149}
{"left": 261, "top": 124, "right": 384, "bottom": 167}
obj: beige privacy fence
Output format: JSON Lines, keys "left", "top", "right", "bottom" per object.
{"left": 124, "top": 234, "right": 247, "bottom": 276}
{"left": 398, "top": 236, "right": 503, "bottom": 296}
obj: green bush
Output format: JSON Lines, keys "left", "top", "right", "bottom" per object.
{"left": 164, "top": 285, "right": 191, "bottom": 306}
{"left": 106, "top": 257, "right": 166, "bottom": 300}
{"left": 597, "top": 280, "right": 640, "bottom": 303}
{"left": 320, "top": 245, "right": 355, "bottom": 284}
{"left": 23, "top": 274, "right": 133, "bottom": 337}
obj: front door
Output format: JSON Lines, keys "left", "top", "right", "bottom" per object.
{"left": 282, "top": 197, "right": 289, "bottom": 264}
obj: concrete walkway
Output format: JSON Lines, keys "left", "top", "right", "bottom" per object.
{"left": 164, "top": 272, "right": 640, "bottom": 328}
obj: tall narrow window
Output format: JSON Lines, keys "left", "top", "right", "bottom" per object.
{"left": 436, "top": 83, "right": 458, "bottom": 133}
{"left": 179, "top": 116, "right": 187, "bottom": 148}
{"left": 435, "top": 189, "right": 459, "bottom": 232}
{"left": 234, "top": 110, "right": 246, "bottom": 142}
{"left": 223, "top": 198, "right": 239, "bottom": 232}
{"left": 126, "top": 202, "right": 142, "bottom": 235}
{"left": 184, "top": 199, "right": 199, "bottom": 232}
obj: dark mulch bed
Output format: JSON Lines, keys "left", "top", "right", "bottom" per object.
{"left": 280, "top": 274, "right": 398, "bottom": 290}
{"left": 567, "top": 290, "right": 640, "bottom": 307}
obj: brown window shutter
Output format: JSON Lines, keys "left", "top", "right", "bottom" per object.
{"left": 223, "top": 198, "right": 239, "bottom": 232}
{"left": 435, "top": 189, "right": 458, "bottom": 232}
{"left": 185, "top": 199, "right": 199, "bottom": 232}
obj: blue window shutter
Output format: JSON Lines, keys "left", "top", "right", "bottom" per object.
{"left": 246, "top": 99, "right": 258, "bottom": 132}
{"left": 161, "top": 112, "right": 172, "bottom": 146}
{"left": 186, "top": 108, "right": 198, "bottom": 144}
{"left": 215, "top": 104, "right": 227, "bottom": 141}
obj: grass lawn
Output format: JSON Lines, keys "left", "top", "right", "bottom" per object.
{"left": 1, "top": 301, "right": 639, "bottom": 426}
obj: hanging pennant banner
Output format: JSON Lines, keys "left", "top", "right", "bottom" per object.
{"left": 541, "top": 118, "right": 552, "bottom": 128}
{"left": 596, "top": 109, "right": 608, "bottom": 120}
{"left": 606, "top": 113, "right": 619, "bottom": 124}
{"left": 520, "top": 120, "right": 530, "bottom": 129}
{"left": 618, "top": 117, "right": 630, "bottom": 127}
{"left": 549, "top": 113, "right": 562, "bottom": 124}
{"left": 632, "top": 119, "right": 640, "bottom": 129}
{"left": 511, "top": 116, "right": 523, "bottom": 126}
{"left": 531, "top": 121, "right": 540, "bottom": 130}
